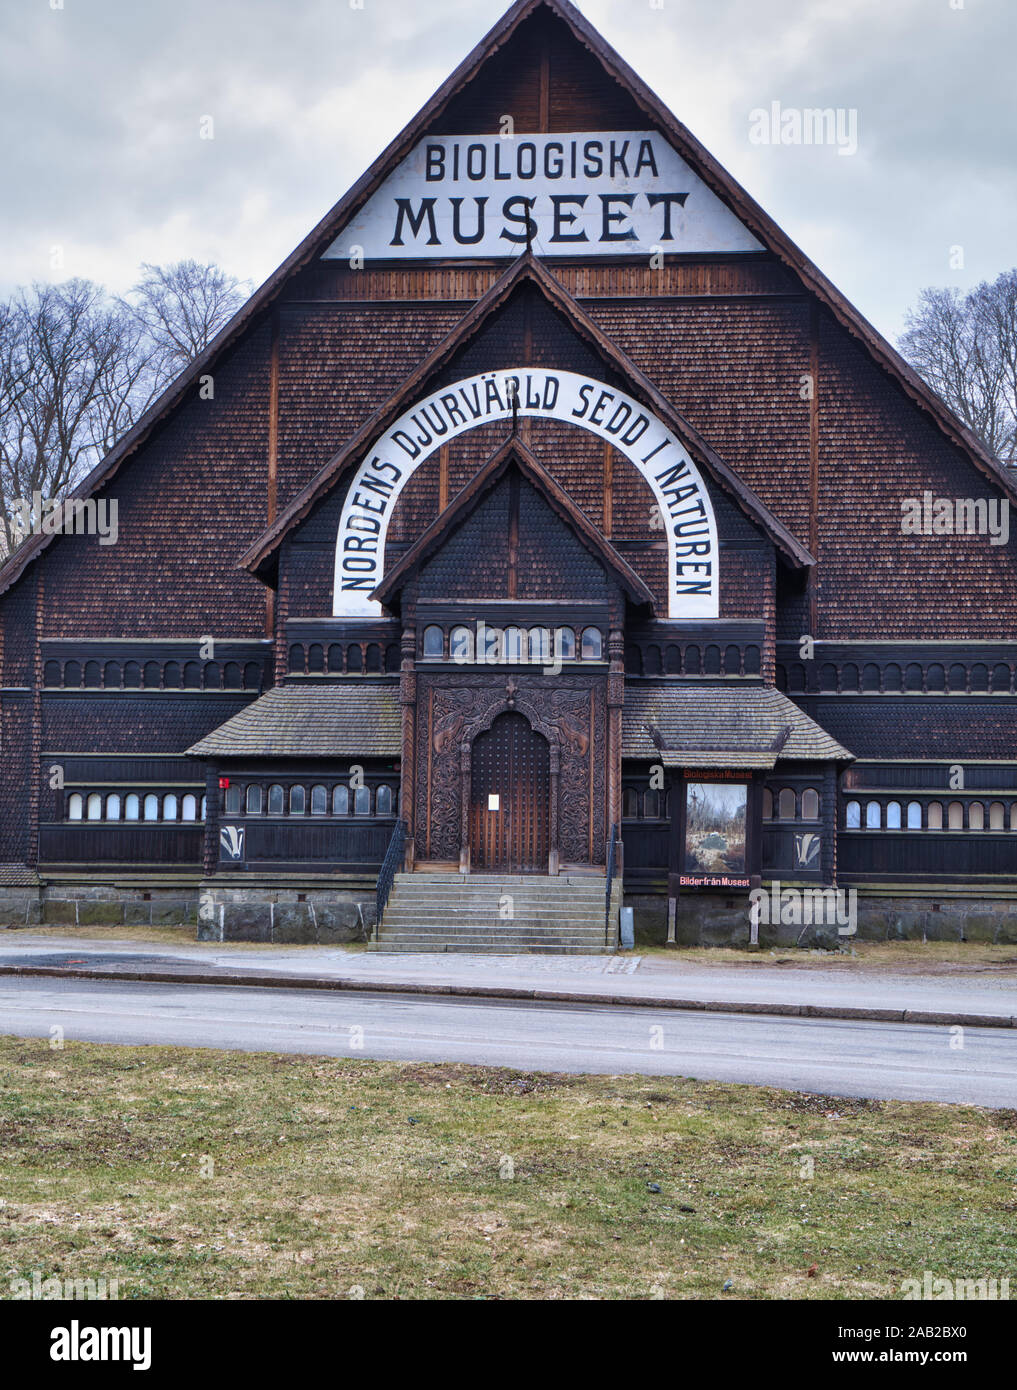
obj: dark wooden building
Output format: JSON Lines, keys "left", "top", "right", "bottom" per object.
{"left": 2, "top": 0, "right": 1015, "bottom": 948}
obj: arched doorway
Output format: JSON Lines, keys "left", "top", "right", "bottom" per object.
{"left": 470, "top": 712, "right": 550, "bottom": 872}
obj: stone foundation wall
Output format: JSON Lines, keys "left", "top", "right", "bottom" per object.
{"left": 0, "top": 886, "right": 42, "bottom": 927}
{"left": 0, "top": 884, "right": 199, "bottom": 928}
{"left": 197, "top": 884, "right": 375, "bottom": 944}
{"left": 628, "top": 891, "right": 1017, "bottom": 949}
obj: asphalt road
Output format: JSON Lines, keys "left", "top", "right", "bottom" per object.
{"left": 2, "top": 975, "right": 1015, "bottom": 1107}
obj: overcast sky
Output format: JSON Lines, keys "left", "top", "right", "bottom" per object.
{"left": 1, "top": 0, "right": 1013, "bottom": 342}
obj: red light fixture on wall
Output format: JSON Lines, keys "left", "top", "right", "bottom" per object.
{"left": 218, "top": 777, "right": 230, "bottom": 790}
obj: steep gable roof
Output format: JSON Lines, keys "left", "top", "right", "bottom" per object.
{"left": 373, "top": 433, "right": 655, "bottom": 609}
{"left": 241, "top": 251, "right": 813, "bottom": 581}
{"left": 2, "top": 0, "right": 1013, "bottom": 601}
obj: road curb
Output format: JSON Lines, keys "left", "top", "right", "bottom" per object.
{"left": 1, "top": 963, "right": 1014, "bottom": 1030}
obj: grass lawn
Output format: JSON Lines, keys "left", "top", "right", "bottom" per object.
{"left": 638, "top": 941, "right": 1017, "bottom": 970}
{"left": 2, "top": 1036, "right": 1016, "bottom": 1300}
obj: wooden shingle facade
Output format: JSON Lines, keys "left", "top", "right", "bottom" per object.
{"left": 1, "top": 0, "right": 1014, "bottom": 944}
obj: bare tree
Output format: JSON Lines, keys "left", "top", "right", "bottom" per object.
{"left": 122, "top": 260, "right": 250, "bottom": 386}
{"left": 899, "top": 269, "right": 1017, "bottom": 467}
{"left": 0, "top": 280, "right": 159, "bottom": 557}
{"left": 0, "top": 261, "right": 251, "bottom": 558}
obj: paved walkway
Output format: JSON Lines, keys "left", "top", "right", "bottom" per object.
{"left": 1, "top": 932, "right": 1016, "bottom": 1027}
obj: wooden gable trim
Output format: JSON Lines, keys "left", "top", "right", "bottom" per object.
{"left": 241, "top": 252, "right": 814, "bottom": 581}
{"left": 373, "top": 433, "right": 655, "bottom": 609}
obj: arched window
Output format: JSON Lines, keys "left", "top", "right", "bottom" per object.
{"left": 376, "top": 784, "right": 393, "bottom": 816}
{"left": 68, "top": 793, "right": 83, "bottom": 821}
{"left": 556, "top": 627, "right": 576, "bottom": 661}
{"left": 125, "top": 794, "right": 140, "bottom": 822}
{"left": 778, "top": 788, "right": 796, "bottom": 820}
{"left": 989, "top": 801, "right": 1005, "bottom": 830}
{"left": 354, "top": 786, "right": 371, "bottom": 815}
{"left": 200, "top": 796, "right": 207, "bottom": 821}
{"left": 528, "top": 627, "right": 551, "bottom": 662}
{"left": 450, "top": 626, "right": 473, "bottom": 661}
{"left": 1011, "top": 804, "right": 1017, "bottom": 831}
{"left": 643, "top": 789, "right": 660, "bottom": 818}
{"left": 886, "top": 801, "right": 902, "bottom": 830}
{"left": 163, "top": 794, "right": 178, "bottom": 821}
{"left": 845, "top": 800, "right": 861, "bottom": 828}
{"left": 947, "top": 800, "right": 964, "bottom": 830}
{"left": 144, "top": 794, "right": 160, "bottom": 821}
{"left": 581, "top": 627, "right": 603, "bottom": 660}
{"left": 907, "top": 801, "right": 922, "bottom": 830}
{"left": 968, "top": 801, "right": 984, "bottom": 831}
{"left": 267, "top": 784, "right": 284, "bottom": 815}
{"left": 503, "top": 627, "right": 524, "bottom": 661}
{"left": 86, "top": 793, "right": 102, "bottom": 821}
{"left": 181, "top": 795, "right": 198, "bottom": 822}
{"left": 105, "top": 793, "right": 121, "bottom": 821}
{"left": 422, "top": 625, "right": 443, "bottom": 659}
{"left": 289, "top": 785, "right": 306, "bottom": 815}
{"left": 311, "top": 784, "right": 328, "bottom": 815}
{"left": 224, "top": 785, "right": 241, "bottom": 815}
{"left": 865, "top": 801, "right": 881, "bottom": 830}
{"left": 927, "top": 801, "right": 944, "bottom": 830}
{"left": 246, "top": 784, "right": 263, "bottom": 815}
{"left": 801, "top": 788, "right": 820, "bottom": 820}
{"left": 762, "top": 788, "right": 773, "bottom": 820}
{"left": 480, "top": 625, "right": 501, "bottom": 662}
{"left": 622, "top": 788, "right": 639, "bottom": 818}
{"left": 332, "top": 785, "right": 349, "bottom": 815}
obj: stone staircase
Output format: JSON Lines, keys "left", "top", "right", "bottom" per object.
{"left": 370, "top": 872, "right": 622, "bottom": 953}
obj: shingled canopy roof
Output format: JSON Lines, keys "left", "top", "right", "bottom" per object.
{"left": 372, "top": 434, "right": 655, "bottom": 610}
{"left": 187, "top": 684, "right": 401, "bottom": 760}
{"left": 623, "top": 685, "right": 854, "bottom": 766}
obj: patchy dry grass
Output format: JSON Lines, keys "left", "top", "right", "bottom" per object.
{"left": 1, "top": 1037, "right": 1015, "bottom": 1300}
{"left": 639, "top": 941, "right": 1017, "bottom": 972}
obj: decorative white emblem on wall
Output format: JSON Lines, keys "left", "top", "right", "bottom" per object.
{"left": 323, "top": 132, "right": 762, "bottom": 261}
{"left": 220, "top": 826, "right": 245, "bottom": 861}
{"left": 794, "top": 832, "right": 821, "bottom": 869}
{"left": 333, "top": 368, "right": 719, "bottom": 620}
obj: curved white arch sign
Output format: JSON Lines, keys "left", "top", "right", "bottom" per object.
{"left": 333, "top": 368, "right": 718, "bottom": 618}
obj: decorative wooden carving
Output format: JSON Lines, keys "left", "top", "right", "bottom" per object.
{"left": 413, "top": 672, "right": 608, "bottom": 869}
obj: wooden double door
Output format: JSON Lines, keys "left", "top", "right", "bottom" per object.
{"left": 470, "top": 712, "right": 550, "bottom": 873}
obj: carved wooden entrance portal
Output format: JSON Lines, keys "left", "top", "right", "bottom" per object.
{"left": 470, "top": 712, "right": 550, "bottom": 873}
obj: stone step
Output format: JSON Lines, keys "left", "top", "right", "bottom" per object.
{"left": 369, "top": 943, "right": 612, "bottom": 955}
{"left": 388, "top": 885, "right": 607, "bottom": 896}
{"left": 376, "top": 872, "right": 621, "bottom": 954}
{"left": 377, "top": 928, "right": 609, "bottom": 939}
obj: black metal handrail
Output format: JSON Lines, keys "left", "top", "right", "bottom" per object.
{"left": 375, "top": 818, "right": 407, "bottom": 941}
{"left": 605, "top": 822, "right": 620, "bottom": 948}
